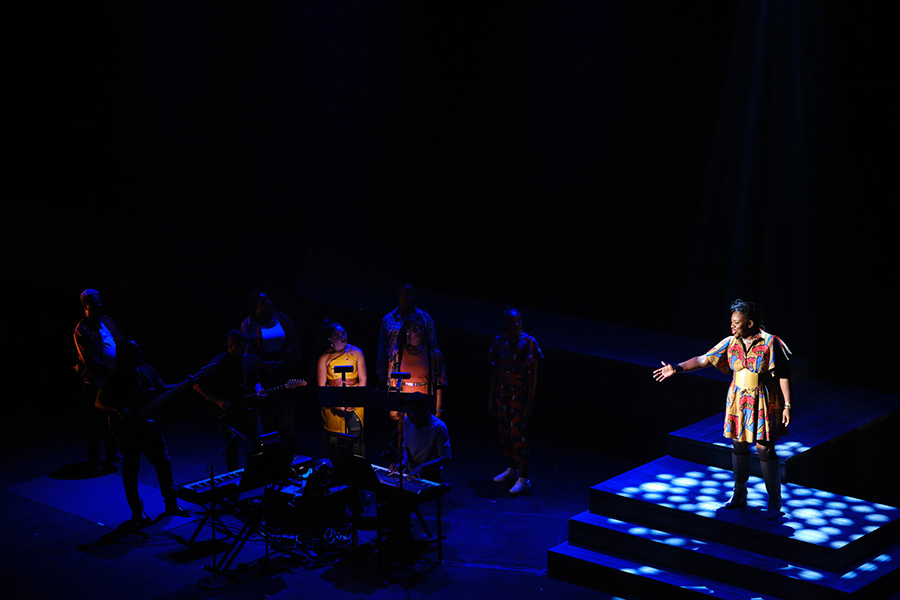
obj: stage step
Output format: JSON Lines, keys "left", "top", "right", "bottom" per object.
{"left": 668, "top": 380, "right": 898, "bottom": 500}
{"left": 549, "top": 456, "right": 900, "bottom": 599}
{"left": 548, "top": 541, "right": 783, "bottom": 600}
{"left": 589, "top": 455, "right": 899, "bottom": 573}
{"left": 564, "top": 510, "right": 900, "bottom": 600}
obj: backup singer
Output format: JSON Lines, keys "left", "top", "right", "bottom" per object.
{"left": 391, "top": 314, "right": 448, "bottom": 419}
{"left": 489, "top": 308, "right": 542, "bottom": 495}
{"left": 377, "top": 284, "right": 438, "bottom": 387}
{"left": 316, "top": 320, "right": 367, "bottom": 455}
{"left": 239, "top": 291, "right": 302, "bottom": 449}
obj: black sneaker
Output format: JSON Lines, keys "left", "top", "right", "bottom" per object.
{"left": 129, "top": 510, "right": 150, "bottom": 527}
{"left": 164, "top": 503, "right": 191, "bottom": 517}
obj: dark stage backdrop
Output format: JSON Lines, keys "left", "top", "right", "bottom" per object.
{"left": 14, "top": 2, "right": 895, "bottom": 403}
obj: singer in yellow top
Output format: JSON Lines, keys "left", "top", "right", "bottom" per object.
{"left": 316, "top": 320, "right": 367, "bottom": 455}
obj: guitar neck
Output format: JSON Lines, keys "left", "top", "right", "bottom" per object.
{"left": 242, "top": 379, "right": 304, "bottom": 399}
{"left": 255, "top": 383, "right": 287, "bottom": 398}
{"left": 137, "top": 362, "right": 217, "bottom": 418}
{"left": 138, "top": 377, "right": 193, "bottom": 418}
{"left": 263, "top": 384, "right": 288, "bottom": 395}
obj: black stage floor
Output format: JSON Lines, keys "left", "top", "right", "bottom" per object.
{"left": 0, "top": 405, "right": 635, "bottom": 600}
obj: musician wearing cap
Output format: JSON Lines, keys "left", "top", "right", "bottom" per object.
{"left": 382, "top": 392, "right": 451, "bottom": 560}
{"left": 393, "top": 393, "right": 452, "bottom": 483}
{"left": 653, "top": 299, "right": 792, "bottom": 520}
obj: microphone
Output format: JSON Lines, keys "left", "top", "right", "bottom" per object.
{"left": 227, "top": 427, "right": 246, "bottom": 440}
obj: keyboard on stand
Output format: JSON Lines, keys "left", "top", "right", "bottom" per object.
{"left": 176, "top": 455, "right": 312, "bottom": 504}
{"left": 371, "top": 463, "right": 450, "bottom": 501}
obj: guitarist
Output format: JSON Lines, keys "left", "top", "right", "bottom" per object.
{"left": 192, "top": 330, "right": 264, "bottom": 472}
{"left": 95, "top": 340, "right": 189, "bottom": 524}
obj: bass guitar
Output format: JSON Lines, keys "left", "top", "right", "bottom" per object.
{"left": 112, "top": 362, "right": 219, "bottom": 433}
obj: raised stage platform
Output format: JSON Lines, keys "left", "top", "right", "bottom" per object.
{"left": 548, "top": 456, "right": 900, "bottom": 599}
{"left": 548, "top": 372, "right": 898, "bottom": 599}
{"left": 669, "top": 380, "right": 899, "bottom": 500}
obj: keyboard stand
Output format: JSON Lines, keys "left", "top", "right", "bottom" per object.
{"left": 194, "top": 464, "right": 236, "bottom": 589}
{"left": 374, "top": 487, "right": 447, "bottom": 569}
{"left": 410, "top": 496, "right": 444, "bottom": 562}
{"left": 217, "top": 484, "right": 297, "bottom": 573}
{"left": 187, "top": 493, "right": 236, "bottom": 546}
{"left": 215, "top": 496, "right": 260, "bottom": 572}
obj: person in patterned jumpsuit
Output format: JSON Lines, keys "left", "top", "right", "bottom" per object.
{"left": 653, "top": 299, "right": 792, "bottom": 519}
{"left": 489, "top": 307, "right": 543, "bottom": 495}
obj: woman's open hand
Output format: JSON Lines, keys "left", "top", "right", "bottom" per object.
{"left": 653, "top": 361, "right": 676, "bottom": 382}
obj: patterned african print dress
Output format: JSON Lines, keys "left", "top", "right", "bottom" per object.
{"left": 489, "top": 331, "right": 543, "bottom": 468}
{"left": 705, "top": 331, "right": 791, "bottom": 443}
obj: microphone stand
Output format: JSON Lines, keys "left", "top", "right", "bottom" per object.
{"left": 332, "top": 364, "right": 354, "bottom": 439}
{"left": 389, "top": 372, "right": 411, "bottom": 497}
{"left": 328, "top": 365, "right": 363, "bottom": 554}
{"left": 390, "top": 371, "right": 410, "bottom": 453}
{"left": 341, "top": 369, "right": 350, "bottom": 437}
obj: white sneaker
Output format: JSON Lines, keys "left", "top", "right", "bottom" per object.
{"left": 509, "top": 477, "right": 530, "bottom": 494}
{"left": 492, "top": 467, "right": 517, "bottom": 483}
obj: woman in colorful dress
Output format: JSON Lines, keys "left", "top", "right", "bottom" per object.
{"left": 653, "top": 299, "right": 792, "bottom": 519}
{"left": 316, "top": 320, "right": 367, "bottom": 455}
{"left": 489, "top": 307, "right": 543, "bottom": 495}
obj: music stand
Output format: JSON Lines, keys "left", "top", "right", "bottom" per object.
{"left": 328, "top": 430, "right": 362, "bottom": 454}
{"left": 238, "top": 445, "right": 295, "bottom": 491}
{"left": 328, "top": 448, "right": 381, "bottom": 492}
{"left": 328, "top": 444, "right": 384, "bottom": 556}
{"left": 317, "top": 386, "right": 381, "bottom": 410}
{"left": 318, "top": 386, "right": 375, "bottom": 458}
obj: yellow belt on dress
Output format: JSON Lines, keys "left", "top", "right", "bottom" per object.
{"left": 733, "top": 370, "right": 759, "bottom": 389}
